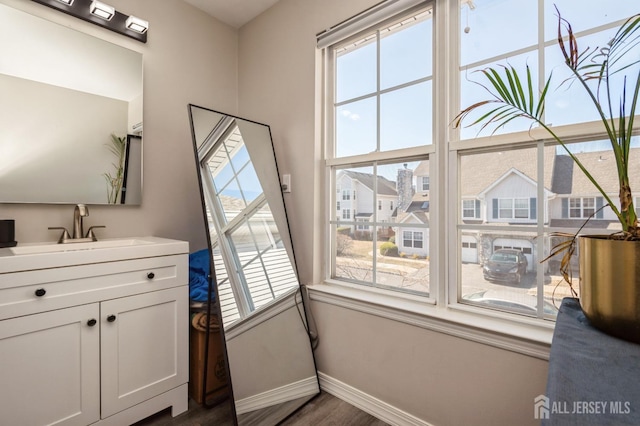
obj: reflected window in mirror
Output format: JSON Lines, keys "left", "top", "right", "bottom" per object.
{"left": 199, "top": 118, "right": 298, "bottom": 326}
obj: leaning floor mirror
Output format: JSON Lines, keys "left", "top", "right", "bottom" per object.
{"left": 188, "top": 104, "right": 320, "bottom": 425}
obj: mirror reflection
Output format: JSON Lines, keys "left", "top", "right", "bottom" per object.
{"left": 0, "top": 3, "right": 143, "bottom": 204}
{"left": 189, "top": 105, "right": 319, "bottom": 425}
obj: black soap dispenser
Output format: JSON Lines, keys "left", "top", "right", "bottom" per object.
{"left": 0, "top": 219, "right": 17, "bottom": 248}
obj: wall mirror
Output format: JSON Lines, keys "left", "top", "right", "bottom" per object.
{"left": 188, "top": 104, "right": 319, "bottom": 425}
{"left": 0, "top": 3, "right": 143, "bottom": 204}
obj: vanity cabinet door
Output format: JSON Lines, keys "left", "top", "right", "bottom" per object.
{"left": 100, "top": 286, "right": 188, "bottom": 418}
{"left": 0, "top": 304, "right": 100, "bottom": 426}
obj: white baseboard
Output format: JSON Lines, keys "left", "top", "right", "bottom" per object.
{"left": 318, "top": 372, "right": 433, "bottom": 426}
{"left": 234, "top": 376, "right": 319, "bottom": 415}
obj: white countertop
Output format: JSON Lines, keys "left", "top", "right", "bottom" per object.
{"left": 0, "top": 237, "right": 189, "bottom": 274}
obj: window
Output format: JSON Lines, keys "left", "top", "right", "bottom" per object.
{"left": 357, "top": 218, "right": 370, "bottom": 230}
{"left": 403, "top": 231, "right": 423, "bottom": 248}
{"left": 421, "top": 176, "right": 430, "bottom": 191}
{"left": 570, "top": 197, "right": 595, "bottom": 218}
{"left": 456, "top": 1, "right": 636, "bottom": 320}
{"left": 327, "top": 4, "right": 432, "bottom": 295}
{"left": 198, "top": 120, "right": 298, "bottom": 326}
{"left": 337, "top": 201, "right": 340, "bottom": 211}
{"left": 495, "top": 198, "right": 531, "bottom": 220}
{"left": 562, "top": 196, "right": 604, "bottom": 219}
{"left": 342, "top": 189, "right": 350, "bottom": 200}
{"left": 342, "top": 209, "right": 351, "bottom": 219}
{"left": 323, "top": 1, "right": 637, "bottom": 323}
{"left": 462, "top": 199, "right": 480, "bottom": 219}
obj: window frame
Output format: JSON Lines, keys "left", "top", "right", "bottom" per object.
{"left": 324, "top": 2, "right": 436, "bottom": 299}
{"left": 318, "top": 0, "right": 638, "bottom": 349}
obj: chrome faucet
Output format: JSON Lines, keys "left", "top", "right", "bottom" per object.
{"left": 73, "top": 204, "right": 89, "bottom": 239}
{"left": 48, "top": 204, "right": 105, "bottom": 243}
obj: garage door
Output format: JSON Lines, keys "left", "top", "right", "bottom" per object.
{"left": 461, "top": 235, "right": 478, "bottom": 264}
{"left": 493, "top": 238, "right": 534, "bottom": 271}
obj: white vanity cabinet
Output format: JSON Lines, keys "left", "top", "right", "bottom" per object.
{"left": 0, "top": 237, "right": 190, "bottom": 426}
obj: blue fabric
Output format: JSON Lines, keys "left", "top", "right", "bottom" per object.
{"left": 543, "top": 298, "right": 640, "bottom": 425}
{"left": 189, "top": 249, "right": 214, "bottom": 302}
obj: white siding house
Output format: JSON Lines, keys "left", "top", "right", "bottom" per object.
{"left": 337, "top": 170, "right": 397, "bottom": 239}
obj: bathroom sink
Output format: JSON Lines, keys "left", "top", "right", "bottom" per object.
{"left": 9, "top": 238, "right": 154, "bottom": 255}
{"left": 0, "top": 236, "right": 188, "bottom": 275}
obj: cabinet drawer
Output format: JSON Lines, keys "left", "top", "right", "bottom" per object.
{"left": 0, "top": 255, "right": 188, "bottom": 320}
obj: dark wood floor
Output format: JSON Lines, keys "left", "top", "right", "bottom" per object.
{"left": 135, "top": 391, "right": 388, "bottom": 426}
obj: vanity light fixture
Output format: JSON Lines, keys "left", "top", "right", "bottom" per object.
{"left": 30, "top": 0, "right": 148, "bottom": 43}
{"left": 125, "top": 15, "right": 148, "bottom": 34}
{"left": 89, "top": 0, "right": 114, "bottom": 20}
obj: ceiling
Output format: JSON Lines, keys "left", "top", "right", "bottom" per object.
{"left": 182, "top": 0, "right": 281, "bottom": 28}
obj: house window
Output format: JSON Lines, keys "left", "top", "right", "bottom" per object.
{"left": 496, "top": 198, "right": 530, "bottom": 219}
{"left": 570, "top": 197, "right": 595, "bottom": 218}
{"left": 562, "top": 196, "right": 603, "bottom": 219}
{"left": 337, "top": 201, "right": 340, "bottom": 211}
{"left": 326, "top": 4, "right": 432, "bottom": 295}
{"left": 403, "top": 231, "right": 423, "bottom": 249}
{"left": 462, "top": 199, "right": 480, "bottom": 219}
{"left": 514, "top": 198, "right": 529, "bottom": 218}
{"left": 342, "top": 209, "right": 351, "bottom": 219}
{"left": 342, "top": 190, "right": 350, "bottom": 200}
{"left": 357, "top": 219, "right": 370, "bottom": 230}
{"left": 322, "top": 1, "right": 636, "bottom": 324}
{"left": 421, "top": 176, "right": 430, "bottom": 191}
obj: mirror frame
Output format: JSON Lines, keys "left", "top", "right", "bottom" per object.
{"left": 188, "top": 104, "right": 319, "bottom": 425}
{"left": 0, "top": 2, "right": 143, "bottom": 205}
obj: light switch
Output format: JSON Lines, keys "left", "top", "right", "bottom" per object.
{"left": 281, "top": 174, "right": 291, "bottom": 193}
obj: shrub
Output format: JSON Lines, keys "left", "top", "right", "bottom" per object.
{"left": 337, "top": 226, "right": 351, "bottom": 236}
{"left": 336, "top": 234, "right": 353, "bottom": 256}
{"left": 388, "top": 236, "right": 395, "bottom": 244}
{"left": 380, "top": 242, "right": 398, "bottom": 257}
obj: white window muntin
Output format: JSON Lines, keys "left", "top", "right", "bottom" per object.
{"left": 326, "top": 3, "right": 435, "bottom": 296}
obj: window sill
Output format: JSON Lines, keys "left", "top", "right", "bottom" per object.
{"left": 306, "top": 281, "right": 553, "bottom": 360}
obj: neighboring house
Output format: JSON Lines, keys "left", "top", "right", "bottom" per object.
{"left": 393, "top": 147, "right": 640, "bottom": 272}
{"left": 336, "top": 170, "right": 397, "bottom": 239}
{"left": 394, "top": 162, "right": 430, "bottom": 257}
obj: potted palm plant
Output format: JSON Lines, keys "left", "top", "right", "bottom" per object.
{"left": 454, "top": 9, "right": 640, "bottom": 343}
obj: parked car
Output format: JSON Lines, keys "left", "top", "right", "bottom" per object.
{"left": 463, "top": 289, "right": 558, "bottom": 316}
{"left": 482, "top": 249, "right": 528, "bottom": 284}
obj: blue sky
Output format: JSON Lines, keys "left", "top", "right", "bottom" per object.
{"left": 334, "top": 0, "right": 640, "bottom": 175}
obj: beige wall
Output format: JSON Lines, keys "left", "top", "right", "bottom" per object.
{"left": 237, "top": 1, "right": 549, "bottom": 425}
{"left": 1, "top": 0, "right": 550, "bottom": 423}
{"left": 0, "top": 0, "right": 237, "bottom": 252}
